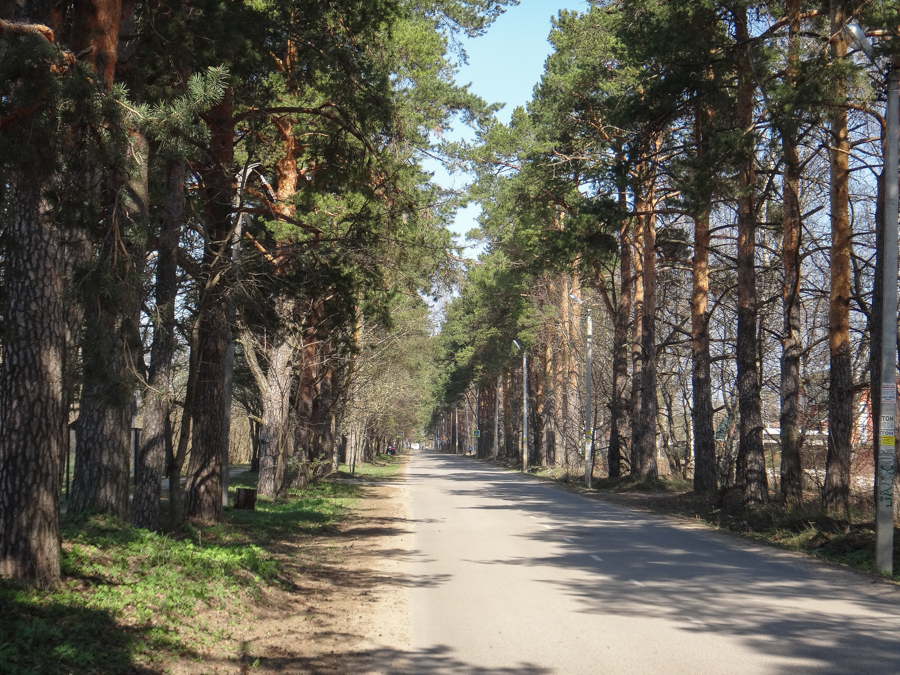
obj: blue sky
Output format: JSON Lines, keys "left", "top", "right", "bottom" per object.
{"left": 431, "top": 1, "right": 587, "bottom": 254}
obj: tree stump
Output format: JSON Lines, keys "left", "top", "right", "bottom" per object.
{"left": 234, "top": 488, "right": 257, "bottom": 510}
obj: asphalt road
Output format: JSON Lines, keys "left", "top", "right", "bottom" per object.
{"left": 403, "top": 448, "right": 900, "bottom": 675}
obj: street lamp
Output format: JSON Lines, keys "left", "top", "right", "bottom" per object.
{"left": 513, "top": 340, "right": 528, "bottom": 473}
{"left": 844, "top": 22, "right": 897, "bottom": 575}
{"left": 571, "top": 294, "right": 594, "bottom": 488}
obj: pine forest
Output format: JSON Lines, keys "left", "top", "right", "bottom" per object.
{"left": 2, "top": 0, "right": 900, "bottom": 671}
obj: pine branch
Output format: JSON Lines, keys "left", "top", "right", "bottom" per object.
{"left": 0, "top": 19, "right": 55, "bottom": 43}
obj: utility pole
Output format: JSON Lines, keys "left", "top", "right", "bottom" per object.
{"left": 844, "top": 23, "right": 896, "bottom": 575}
{"left": 877, "top": 63, "right": 899, "bottom": 575}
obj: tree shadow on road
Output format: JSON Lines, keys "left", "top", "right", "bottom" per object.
{"left": 415, "top": 449, "right": 900, "bottom": 675}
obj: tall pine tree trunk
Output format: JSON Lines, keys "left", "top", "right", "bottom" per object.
{"left": 734, "top": 5, "right": 768, "bottom": 503}
{"left": 608, "top": 185, "right": 632, "bottom": 477}
{"left": 777, "top": 0, "right": 804, "bottom": 507}
{"left": 630, "top": 207, "right": 645, "bottom": 475}
{"left": 691, "top": 93, "right": 716, "bottom": 494}
{"left": 133, "top": 160, "right": 183, "bottom": 530}
{"left": 70, "top": 133, "right": 148, "bottom": 520}
{"left": 0, "top": 185, "right": 66, "bottom": 586}
{"left": 637, "top": 183, "right": 659, "bottom": 480}
{"left": 254, "top": 314, "right": 296, "bottom": 498}
{"left": 824, "top": 2, "right": 853, "bottom": 513}
{"left": 691, "top": 204, "right": 716, "bottom": 493}
{"left": 777, "top": 78, "right": 803, "bottom": 508}
{"left": 184, "top": 90, "right": 235, "bottom": 522}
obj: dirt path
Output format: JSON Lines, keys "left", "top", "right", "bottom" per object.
{"left": 173, "top": 465, "right": 413, "bottom": 675}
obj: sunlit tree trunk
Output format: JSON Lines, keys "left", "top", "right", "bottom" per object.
{"left": 607, "top": 184, "right": 632, "bottom": 477}
{"left": 70, "top": 133, "right": 148, "bottom": 520}
{"left": 824, "top": 1, "right": 853, "bottom": 513}
{"left": 133, "top": 160, "right": 183, "bottom": 530}
{"left": 630, "top": 206, "right": 645, "bottom": 475}
{"left": 185, "top": 90, "right": 235, "bottom": 522}
{"left": 778, "top": 0, "right": 803, "bottom": 507}
{"left": 733, "top": 5, "right": 767, "bottom": 503}
{"left": 636, "top": 161, "right": 659, "bottom": 480}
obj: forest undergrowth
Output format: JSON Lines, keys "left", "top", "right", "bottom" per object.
{"left": 0, "top": 470, "right": 365, "bottom": 674}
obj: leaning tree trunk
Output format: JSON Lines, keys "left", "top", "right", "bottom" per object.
{"left": 132, "top": 159, "right": 183, "bottom": 531}
{"left": 824, "top": 2, "right": 853, "bottom": 514}
{"left": 733, "top": 6, "right": 768, "bottom": 504}
{"left": 184, "top": 91, "right": 235, "bottom": 523}
{"left": 0, "top": 186, "right": 67, "bottom": 586}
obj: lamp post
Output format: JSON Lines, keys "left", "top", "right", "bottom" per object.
{"left": 571, "top": 294, "right": 594, "bottom": 488}
{"left": 844, "top": 23, "right": 896, "bottom": 575}
{"left": 513, "top": 340, "right": 528, "bottom": 473}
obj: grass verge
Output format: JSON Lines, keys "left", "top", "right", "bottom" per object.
{"left": 338, "top": 452, "right": 405, "bottom": 481}
{"left": 0, "top": 471, "right": 360, "bottom": 674}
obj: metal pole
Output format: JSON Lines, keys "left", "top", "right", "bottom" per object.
{"left": 522, "top": 352, "right": 528, "bottom": 473}
{"left": 585, "top": 308, "right": 594, "bottom": 488}
{"left": 877, "top": 64, "right": 899, "bottom": 575}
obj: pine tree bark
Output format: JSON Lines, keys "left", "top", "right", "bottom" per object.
{"left": 733, "top": 5, "right": 768, "bottom": 503}
{"left": 184, "top": 90, "right": 235, "bottom": 522}
{"left": 0, "top": 186, "right": 66, "bottom": 586}
{"left": 776, "top": 0, "right": 804, "bottom": 507}
{"left": 630, "top": 205, "right": 645, "bottom": 475}
{"left": 824, "top": 2, "right": 853, "bottom": 513}
{"left": 251, "top": 302, "right": 297, "bottom": 498}
{"left": 689, "top": 77, "right": 717, "bottom": 494}
{"left": 69, "top": 133, "right": 148, "bottom": 521}
{"left": 132, "top": 160, "right": 183, "bottom": 530}
{"left": 691, "top": 205, "right": 716, "bottom": 493}
{"left": 637, "top": 177, "right": 659, "bottom": 480}
{"left": 537, "top": 338, "right": 552, "bottom": 466}
{"left": 608, "top": 186, "right": 632, "bottom": 478}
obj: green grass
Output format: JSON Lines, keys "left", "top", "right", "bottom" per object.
{"left": 339, "top": 452, "right": 405, "bottom": 481}
{"left": 0, "top": 472, "right": 360, "bottom": 674}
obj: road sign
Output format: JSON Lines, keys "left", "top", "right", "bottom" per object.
{"left": 474, "top": 429, "right": 481, "bottom": 438}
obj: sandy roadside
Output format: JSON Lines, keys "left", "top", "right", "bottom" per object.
{"left": 172, "top": 463, "right": 413, "bottom": 675}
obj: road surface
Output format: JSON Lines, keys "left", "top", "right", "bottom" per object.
{"left": 403, "top": 448, "right": 900, "bottom": 674}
